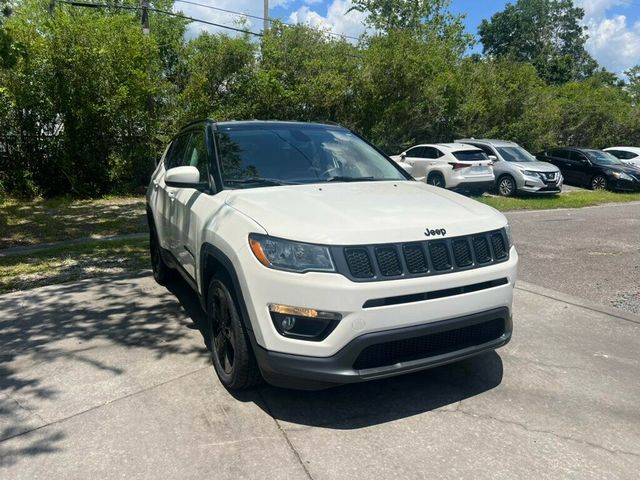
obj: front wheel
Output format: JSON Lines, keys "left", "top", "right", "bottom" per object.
{"left": 590, "top": 175, "right": 607, "bottom": 190}
{"left": 207, "top": 275, "right": 261, "bottom": 390}
{"left": 497, "top": 175, "right": 516, "bottom": 197}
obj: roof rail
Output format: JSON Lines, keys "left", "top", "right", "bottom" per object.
{"left": 180, "top": 118, "right": 216, "bottom": 130}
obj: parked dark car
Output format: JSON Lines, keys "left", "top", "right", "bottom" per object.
{"left": 535, "top": 147, "right": 640, "bottom": 192}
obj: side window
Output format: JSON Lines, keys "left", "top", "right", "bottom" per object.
{"left": 569, "top": 151, "right": 587, "bottom": 162}
{"left": 164, "top": 134, "right": 190, "bottom": 170}
{"left": 479, "top": 145, "right": 495, "bottom": 158}
{"left": 423, "top": 147, "right": 438, "bottom": 159}
{"left": 183, "top": 130, "right": 210, "bottom": 182}
{"left": 433, "top": 148, "right": 444, "bottom": 158}
{"left": 552, "top": 149, "right": 570, "bottom": 160}
{"left": 406, "top": 147, "right": 424, "bottom": 157}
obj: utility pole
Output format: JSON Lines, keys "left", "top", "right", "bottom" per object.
{"left": 141, "top": 0, "right": 149, "bottom": 35}
{"left": 263, "top": 0, "right": 268, "bottom": 32}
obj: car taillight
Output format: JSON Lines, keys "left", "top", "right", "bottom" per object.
{"left": 448, "top": 162, "right": 469, "bottom": 170}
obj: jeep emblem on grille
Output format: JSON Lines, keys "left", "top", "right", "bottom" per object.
{"left": 424, "top": 228, "right": 447, "bottom": 237}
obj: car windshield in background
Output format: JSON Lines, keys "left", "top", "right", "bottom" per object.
{"left": 496, "top": 147, "right": 536, "bottom": 163}
{"left": 586, "top": 150, "right": 623, "bottom": 166}
{"left": 451, "top": 150, "right": 488, "bottom": 161}
{"left": 215, "top": 124, "right": 406, "bottom": 188}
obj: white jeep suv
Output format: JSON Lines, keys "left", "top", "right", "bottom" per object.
{"left": 147, "top": 120, "right": 518, "bottom": 390}
{"left": 391, "top": 143, "right": 495, "bottom": 194}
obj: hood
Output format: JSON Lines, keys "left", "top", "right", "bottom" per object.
{"left": 225, "top": 181, "right": 507, "bottom": 245}
{"left": 509, "top": 161, "right": 559, "bottom": 172}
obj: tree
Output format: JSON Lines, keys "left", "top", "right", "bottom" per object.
{"left": 1, "top": 0, "right": 172, "bottom": 196}
{"left": 478, "top": 0, "right": 598, "bottom": 84}
{"left": 0, "top": 0, "right": 14, "bottom": 68}
{"left": 625, "top": 65, "right": 640, "bottom": 104}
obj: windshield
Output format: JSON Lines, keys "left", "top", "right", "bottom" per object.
{"left": 586, "top": 150, "right": 623, "bottom": 166}
{"left": 215, "top": 124, "right": 407, "bottom": 188}
{"left": 496, "top": 146, "right": 537, "bottom": 163}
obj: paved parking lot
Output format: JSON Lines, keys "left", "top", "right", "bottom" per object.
{"left": 1, "top": 202, "right": 639, "bottom": 479}
{"left": 506, "top": 201, "right": 640, "bottom": 314}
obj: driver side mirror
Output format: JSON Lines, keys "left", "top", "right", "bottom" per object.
{"left": 400, "top": 152, "right": 406, "bottom": 160}
{"left": 488, "top": 155, "right": 497, "bottom": 162}
{"left": 165, "top": 166, "right": 202, "bottom": 189}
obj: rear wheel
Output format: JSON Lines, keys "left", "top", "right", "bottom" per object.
{"left": 497, "top": 175, "right": 516, "bottom": 197}
{"left": 149, "top": 223, "right": 173, "bottom": 285}
{"left": 590, "top": 175, "right": 607, "bottom": 190}
{"left": 427, "top": 172, "right": 445, "bottom": 188}
{"left": 207, "top": 274, "right": 261, "bottom": 390}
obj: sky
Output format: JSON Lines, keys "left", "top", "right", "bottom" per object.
{"left": 175, "top": 0, "right": 640, "bottom": 75}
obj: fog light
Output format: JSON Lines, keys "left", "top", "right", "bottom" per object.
{"left": 268, "top": 304, "right": 341, "bottom": 341}
{"left": 280, "top": 316, "right": 296, "bottom": 331}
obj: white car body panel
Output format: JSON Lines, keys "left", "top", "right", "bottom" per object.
{"left": 225, "top": 181, "right": 505, "bottom": 245}
{"left": 604, "top": 147, "right": 640, "bottom": 167}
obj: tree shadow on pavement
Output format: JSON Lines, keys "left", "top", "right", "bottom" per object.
{"left": 0, "top": 273, "right": 208, "bottom": 467}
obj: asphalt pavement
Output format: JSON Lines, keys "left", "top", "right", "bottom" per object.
{"left": 506, "top": 201, "right": 640, "bottom": 314}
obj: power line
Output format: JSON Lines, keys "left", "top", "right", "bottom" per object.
{"left": 172, "top": 0, "right": 361, "bottom": 41}
{"left": 57, "top": 1, "right": 263, "bottom": 36}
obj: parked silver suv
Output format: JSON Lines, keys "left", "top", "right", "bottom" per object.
{"left": 456, "top": 139, "right": 563, "bottom": 196}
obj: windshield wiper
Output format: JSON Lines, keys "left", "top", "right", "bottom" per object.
{"left": 224, "top": 177, "right": 298, "bottom": 187}
{"left": 325, "top": 176, "right": 375, "bottom": 183}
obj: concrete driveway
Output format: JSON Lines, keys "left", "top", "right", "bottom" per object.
{"left": 1, "top": 272, "right": 639, "bottom": 479}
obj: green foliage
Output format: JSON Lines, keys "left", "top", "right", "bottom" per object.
{"left": 0, "top": 0, "right": 638, "bottom": 198}
{"left": 478, "top": 0, "right": 598, "bottom": 84}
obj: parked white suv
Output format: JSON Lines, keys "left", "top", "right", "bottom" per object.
{"left": 147, "top": 120, "right": 518, "bottom": 390}
{"left": 390, "top": 143, "right": 495, "bottom": 194}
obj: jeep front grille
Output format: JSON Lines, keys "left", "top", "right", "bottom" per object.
{"left": 333, "top": 229, "right": 510, "bottom": 282}
{"left": 344, "top": 247, "right": 375, "bottom": 278}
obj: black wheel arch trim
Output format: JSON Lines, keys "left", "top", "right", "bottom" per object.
{"left": 200, "top": 243, "right": 254, "bottom": 332}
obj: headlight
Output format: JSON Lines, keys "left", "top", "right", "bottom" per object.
{"left": 521, "top": 170, "right": 539, "bottom": 178}
{"left": 249, "top": 234, "right": 335, "bottom": 273}
{"left": 609, "top": 171, "right": 633, "bottom": 181}
{"left": 504, "top": 224, "right": 513, "bottom": 249}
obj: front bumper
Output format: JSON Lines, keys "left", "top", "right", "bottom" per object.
{"left": 236, "top": 241, "right": 518, "bottom": 356}
{"left": 611, "top": 177, "right": 640, "bottom": 192}
{"left": 517, "top": 172, "right": 563, "bottom": 193}
{"left": 251, "top": 307, "right": 512, "bottom": 390}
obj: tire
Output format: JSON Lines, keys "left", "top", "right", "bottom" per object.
{"left": 497, "top": 175, "right": 516, "bottom": 197}
{"left": 207, "top": 274, "right": 262, "bottom": 390}
{"left": 590, "top": 175, "right": 608, "bottom": 191}
{"left": 427, "top": 172, "right": 446, "bottom": 188}
{"left": 149, "top": 223, "right": 173, "bottom": 285}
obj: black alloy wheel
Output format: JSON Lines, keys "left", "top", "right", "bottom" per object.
{"left": 207, "top": 275, "right": 261, "bottom": 390}
{"left": 591, "top": 175, "right": 607, "bottom": 191}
